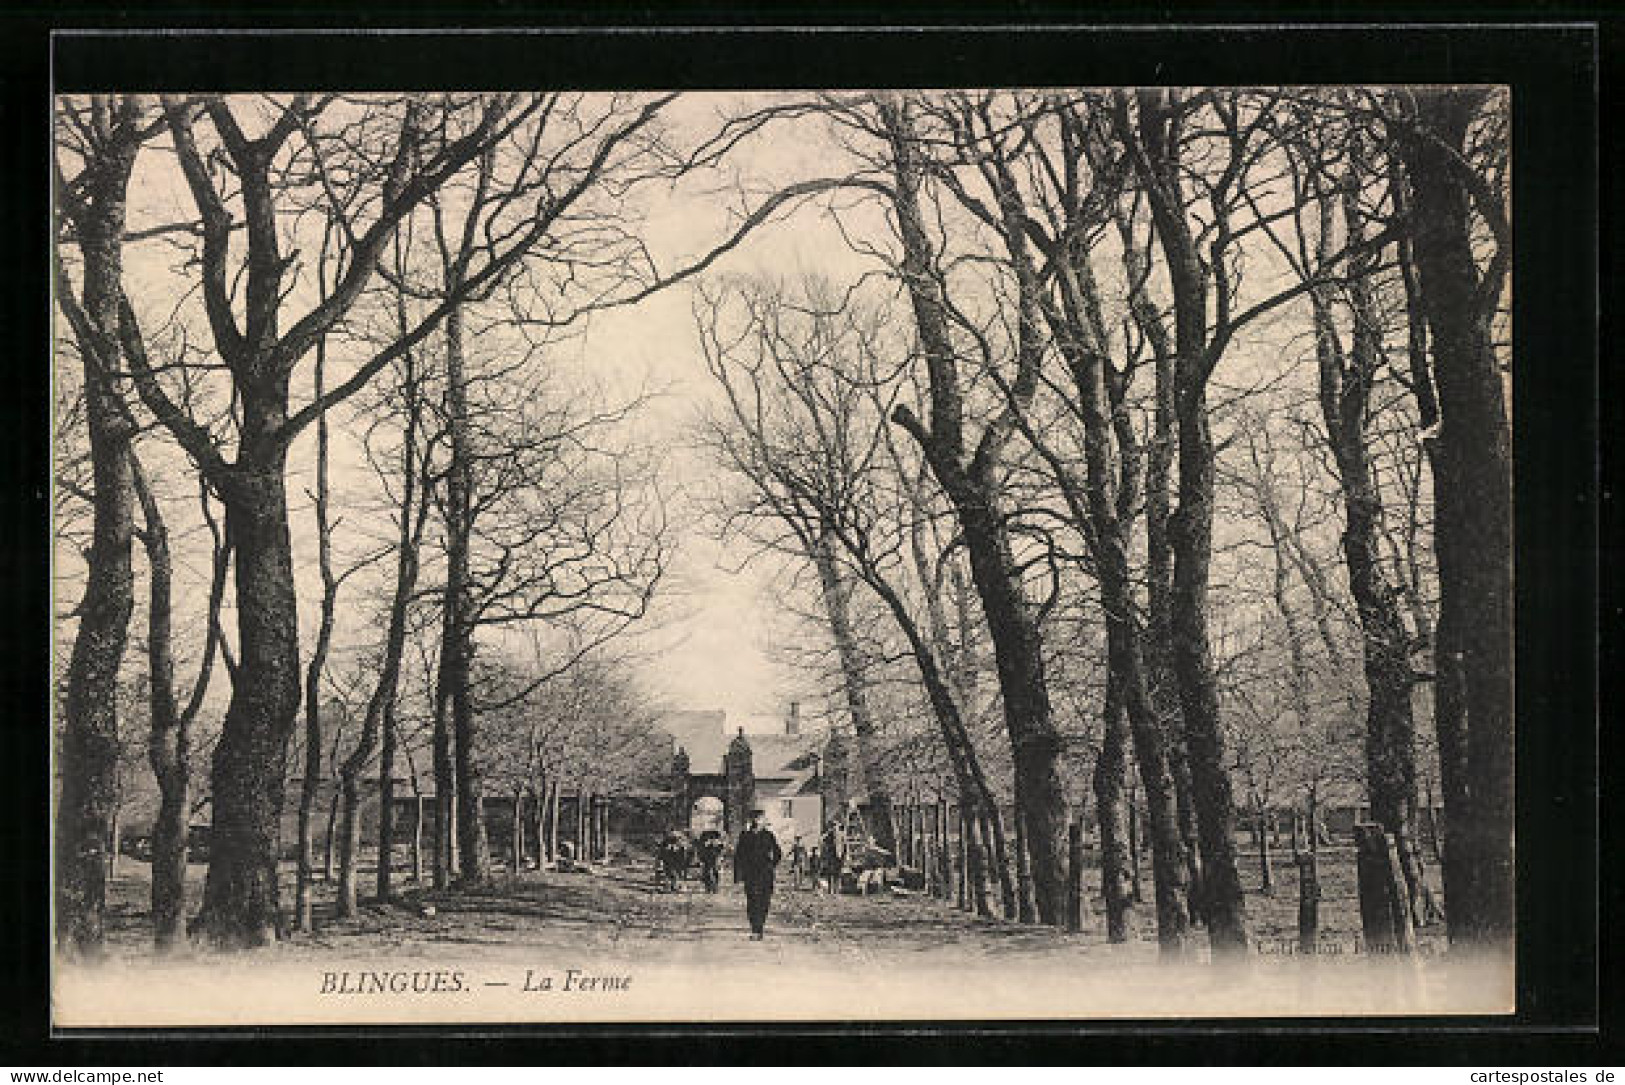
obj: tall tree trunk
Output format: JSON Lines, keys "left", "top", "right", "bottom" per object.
{"left": 955, "top": 804, "right": 969, "bottom": 910}
{"left": 542, "top": 786, "right": 553, "bottom": 865}
{"left": 1254, "top": 436, "right": 1328, "bottom": 900}
{"left": 142, "top": 541, "right": 192, "bottom": 948}
{"left": 432, "top": 687, "right": 456, "bottom": 888}
{"left": 1157, "top": 474, "right": 1209, "bottom": 922}
{"left": 57, "top": 398, "right": 132, "bottom": 950}
{"left": 899, "top": 802, "right": 911, "bottom": 868}
{"left": 294, "top": 728, "right": 321, "bottom": 928}
{"left": 963, "top": 801, "right": 993, "bottom": 918}
{"left": 1293, "top": 818, "right": 1320, "bottom": 953}
{"left": 1013, "top": 807, "right": 1035, "bottom": 923}
{"left": 1093, "top": 662, "right": 1136, "bottom": 943}
{"left": 362, "top": 259, "right": 433, "bottom": 911}
{"left": 898, "top": 802, "right": 911, "bottom": 868}
{"left": 192, "top": 460, "right": 303, "bottom": 947}
{"left": 1308, "top": 784, "right": 1323, "bottom": 853}
{"left": 1311, "top": 170, "right": 1434, "bottom": 932}
{"left": 1167, "top": 338, "right": 1248, "bottom": 959}
{"left": 1127, "top": 784, "right": 1142, "bottom": 904}
{"left": 1126, "top": 88, "right": 1248, "bottom": 959}
{"left": 131, "top": 453, "right": 225, "bottom": 949}
{"left": 1424, "top": 785, "right": 1443, "bottom": 863}
{"left": 376, "top": 705, "right": 396, "bottom": 902}
{"left": 811, "top": 527, "right": 895, "bottom": 854}
{"left": 296, "top": 333, "right": 341, "bottom": 931}
{"left": 429, "top": 304, "right": 458, "bottom": 887}
{"left": 845, "top": 524, "right": 1014, "bottom": 919}
{"left": 879, "top": 98, "right": 1069, "bottom": 924}
{"left": 1395, "top": 88, "right": 1513, "bottom": 946}
{"left": 106, "top": 801, "right": 121, "bottom": 881}
{"left": 539, "top": 789, "right": 552, "bottom": 864}
{"left": 1097, "top": 523, "right": 1192, "bottom": 953}
{"left": 922, "top": 804, "right": 934, "bottom": 893}
{"left": 955, "top": 493, "right": 1069, "bottom": 926}
{"left": 1254, "top": 799, "right": 1274, "bottom": 894}
{"left": 438, "top": 304, "right": 490, "bottom": 886}
{"left": 510, "top": 789, "right": 524, "bottom": 873}
{"left": 411, "top": 791, "right": 425, "bottom": 883}
{"left": 548, "top": 779, "right": 561, "bottom": 863}
{"left": 982, "top": 809, "right": 1017, "bottom": 919}
{"left": 54, "top": 96, "right": 144, "bottom": 954}
{"left": 323, "top": 786, "right": 341, "bottom": 881}
{"left": 1036, "top": 161, "right": 1195, "bottom": 953}
{"left": 339, "top": 355, "right": 429, "bottom": 917}
{"left": 1123, "top": 213, "right": 1207, "bottom": 930}
{"left": 1066, "top": 813, "right": 1087, "bottom": 932}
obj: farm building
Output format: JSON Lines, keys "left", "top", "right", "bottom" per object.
{"left": 661, "top": 703, "right": 825, "bottom": 847}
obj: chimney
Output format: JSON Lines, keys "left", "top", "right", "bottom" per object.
{"left": 787, "top": 701, "right": 800, "bottom": 736}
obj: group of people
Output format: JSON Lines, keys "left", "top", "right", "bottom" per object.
{"left": 656, "top": 829, "right": 725, "bottom": 893}
{"left": 655, "top": 810, "right": 852, "bottom": 940}
{"left": 784, "top": 825, "right": 848, "bottom": 894}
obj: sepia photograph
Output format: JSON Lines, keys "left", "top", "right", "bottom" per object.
{"left": 49, "top": 70, "right": 1528, "bottom": 1028}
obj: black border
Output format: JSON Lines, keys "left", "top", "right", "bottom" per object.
{"left": 4, "top": 9, "right": 1608, "bottom": 1066}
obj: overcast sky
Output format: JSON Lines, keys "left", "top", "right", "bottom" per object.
{"left": 575, "top": 94, "right": 884, "bottom": 721}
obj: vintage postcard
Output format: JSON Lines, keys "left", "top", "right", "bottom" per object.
{"left": 51, "top": 68, "right": 1520, "bottom": 1027}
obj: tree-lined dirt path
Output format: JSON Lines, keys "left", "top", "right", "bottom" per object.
{"left": 94, "top": 844, "right": 1440, "bottom": 963}
{"left": 58, "top": 852, "right": 1508, "bottom": 1028}
{"left": 209, "top": 860, "right": 1115, "bottom": 968}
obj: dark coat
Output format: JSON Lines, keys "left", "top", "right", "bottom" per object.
{"left": 820, "top": 828, "right": 845, "bottom": 874}
{"left": 658, "top": 839, "right": 690, "bottom": 874}
{"left": 733, "top": 826, "right": 783, "bottom": 885}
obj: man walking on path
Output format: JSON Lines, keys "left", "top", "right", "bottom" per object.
{"left": 789, "top": 836, "right": 808, "bottom": 889}
{"left": 820, "top": 820, "right": 845, "bottom": 894}
{"left": 734, "top": 809, "right": 783, "bottom": 939}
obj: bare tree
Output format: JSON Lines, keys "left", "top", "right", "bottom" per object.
{"left": 866, "top": 96, "right": 1073, "bottom": 925}
{"left": 1290, "top": 114, "right": 1436, "bottom": 929}
{"left": 334, "top": 256, "right": 441, "bottom": 917}
{"left": 920, "top": 91, "right": 1194, "bottom": 951}
{"left": 117, "top": 92, "right": 716, "bottom": 943}
{"left": 808, "top": 525, "right": 898, "bottom": 857}
{"left": 1387, "top": 88, "right": 1512, "bottom": 946}
{"left": 296, "top": 226, "right": 378, "bottom": 930}
{"left": 114, "top": 93, "right": 560, "bottom": 944}
{"left": 129, "top": 455, "right": 230, "bottom": 947}
{"left": 1109, "top": 89, "right": 1393, "bottom": 958}
{"left": 697, "top": 277, "right": 1014, "bottom": 915}
{"left": 52, "top": 94, "right": 162, "bottom": 952}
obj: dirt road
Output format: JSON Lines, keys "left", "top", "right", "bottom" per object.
{"left": 58, "top": 858, "right": 1509, "bottom": 1026}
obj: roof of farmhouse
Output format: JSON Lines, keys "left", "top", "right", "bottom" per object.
{"left": 660, "top": 707, "right": 824, "bottom": 780}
